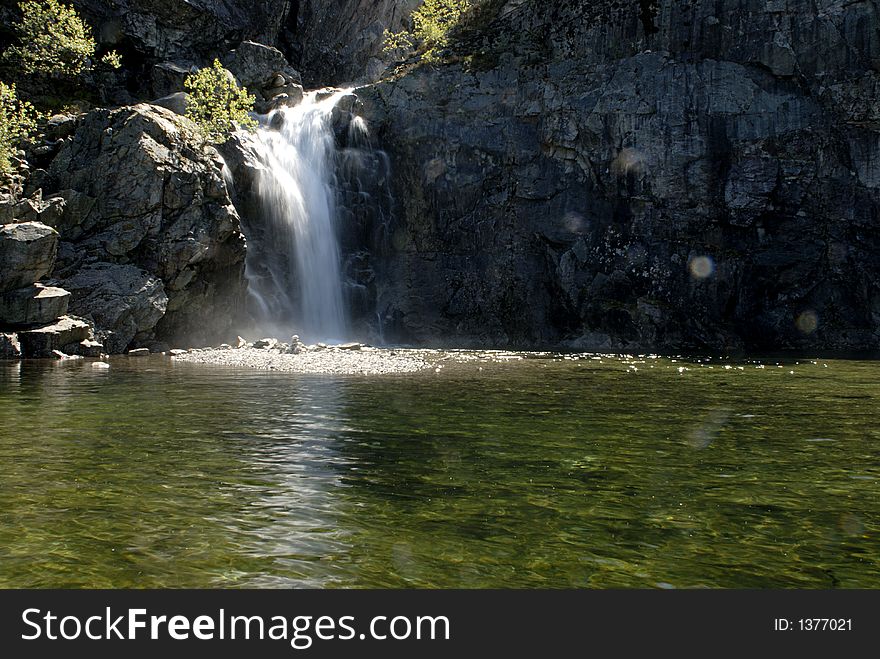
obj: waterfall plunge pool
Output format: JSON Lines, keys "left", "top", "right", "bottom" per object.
{"left": 1, "top": 351, "right": 878, "bottom": 588}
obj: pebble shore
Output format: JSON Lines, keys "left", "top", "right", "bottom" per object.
{"left": 170, "top": 342, "right": 435, "bottom": 375}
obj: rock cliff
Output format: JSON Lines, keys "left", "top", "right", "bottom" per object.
{"left": 31, "top": 105, "right": 247, "bottom": 352}
{"left": 0, "top": 0, "right": 297, "bottom": 101}
{"left": 70, "top": 0, "right": 291, "bottom": 61}
{"left": 5, "top": 0, "right": 880, "bottom": 355}
{"left": 287, "top": 0, "right": 421, "bottom": 85}
{"left": 353, "top": 0, "right": 880, "bottom": 352}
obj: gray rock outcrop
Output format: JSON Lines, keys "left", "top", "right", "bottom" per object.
{"left": 0, "top": 222, "right": 58, "bottom": 292}
{"left": 18, "top": 316, "right": 93, "bottom": 357}
{"left": 0, "top": 213, "right": 90, "bottom": 358}
{"left": 352, "top": 0, "right": 880, "bottom": 352}
{"left": 38, "top": 104, "right": 247, "bottom": 351}
{"left": 288, "top": 0, "right": 421, "bottom": 85}
{"left": 70, "top": 0, "right": 291, "bottom": 61}
{"left": 63, "top": 263, "right": 168, "bottom": 354}
{"left": 222, "top": 40, "right": 302, "bottom": 102}
{"left": 0, "top": 194, "right": 65, "bottom": 226}
{"left": 0, "top": 284, "right": 70, "bottom": 327}
{"left": 0, "top": 332, "right": 21, "bottom": 359}
{"left": 3, "top": 0, "right": 301, "bottom": 100}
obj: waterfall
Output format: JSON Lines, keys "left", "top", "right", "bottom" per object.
{"left": 246, "top": 90, "right": 351, "bottom": 343}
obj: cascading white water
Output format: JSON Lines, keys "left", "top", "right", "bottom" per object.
{"left": 247, "top": 90, "right": 351, "bottom": 342}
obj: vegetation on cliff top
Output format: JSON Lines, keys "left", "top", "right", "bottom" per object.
{"left": 384, "top": 0, "right": 474, "bottom": 63}
{"left": 2, "top": 0, "right": 120, "bottom": 77}
{"left": 382, "top": 0, "right": 509, "bottom": 70}
{"left": 184, "top": 59, "right": 257, "bottom": 143}
{"left": 0, "top": 82, "right": 37, "bottom": 173}
{"left": 0, "top": 1, "right": 125, "bottom": 173}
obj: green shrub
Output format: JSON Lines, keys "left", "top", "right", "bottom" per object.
{"left": 184, "top": 60, "right": 257, "bottom": 143}
{"left": 0, "top": 82, "right": 37, "bottom": 173}
{"left": 384, "top": 0, "right": 473, "bottom": 63}
{"left": 100, "top": 50, "right": 123, "bottom": 70}
{"left": 3, "top": 0, "right": 97, "bottom": 77}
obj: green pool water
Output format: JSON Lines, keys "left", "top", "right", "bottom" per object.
{"left": 1, "top": 353, "right": 878, "bottom": 588}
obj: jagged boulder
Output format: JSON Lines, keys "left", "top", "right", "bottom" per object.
{"left": 150, "top": 61, "right": 198, "bottom": 99}
{"left": 62, "top": 263, "right": 168, "bottom": 354}
{"left": 222, "top": 41, "right": 301, "bottom": 90}
{"left": 0, "top": 194, "right": 65, "bottom": 226}
{"left": 0, "top": 284, "right": 70, "bottom": 327}
{"left": 221, "top": 41, "right": 303, "bottom": 113}
{"left": 0, "top": 222, "right": 59, "bottom": 293}
{"left": 44, "top": 189, "right": 98, "bottom": 240}
{"left": 18, "top": 316, "right": 92, "bottom": 357}
{"left": 44, "top": 103, "right": 247, "bottom": 350}
{"left": 217, "top": 130, "right": 267, "bottom": 208}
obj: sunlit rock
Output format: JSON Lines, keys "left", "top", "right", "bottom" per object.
{"left": 0, "top": 284, "right": 70, "bottom": 327}
{"left": 0, "top": 222, "right": 58, "bottom": 293}
{"left": 18, "top": 316, "right": 93, "bottom": 358}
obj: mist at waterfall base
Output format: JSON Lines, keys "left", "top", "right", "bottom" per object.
{"left": 237, "top": 90, "right": 377, "bottom": 345}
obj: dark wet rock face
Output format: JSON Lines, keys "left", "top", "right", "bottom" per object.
{"left": 63, "top": 263, "right": 168, "bottom": 354}
{"left": 288, "top": 0, "right": 421, "bottom": 85}
{"left": 71, "top": 0, "right": 291, "bottom": 61}
{"left": 354, "top": 0, "right": 880, "bottom": 352}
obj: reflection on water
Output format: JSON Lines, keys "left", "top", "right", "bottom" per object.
{"left": 0, "top": 355, "right": 878, "bottom": 588}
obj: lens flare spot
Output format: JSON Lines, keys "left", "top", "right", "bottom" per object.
{"left": 563, "top": 211, "right": 588, "bottom": 235}
{"left": 796, "top": 310, "right": 819, "bottom": 335}
{"left": 611, "top": 148, "right": 646, "bottom": 176}
{"left": 839, "top": 512, "right": 864, "bottom": 537}
{"left": 688, "top": 255, "right": 715, "bottom": 279}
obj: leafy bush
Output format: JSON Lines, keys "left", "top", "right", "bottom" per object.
{"left": 100, "top": 50, "right": 123, "bottom": 70}
{"left": 384, "top": 0, "right": 473, "bottom": 63}
{"left": 0, "top": 82, "right": 37, "bottom": 173}
{"left": 3, "top": 0, "right": 97, "bottom": 77}
{"left": 184, "top": 60, "right": 257, "bottom": 143}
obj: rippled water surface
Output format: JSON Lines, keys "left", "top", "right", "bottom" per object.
{"left": 1, "top": 354, "right": 879, "bottom": 588}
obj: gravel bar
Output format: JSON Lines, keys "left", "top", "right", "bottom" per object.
{"left": 171, "top": 345, "right": 434, "bottom": 375}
